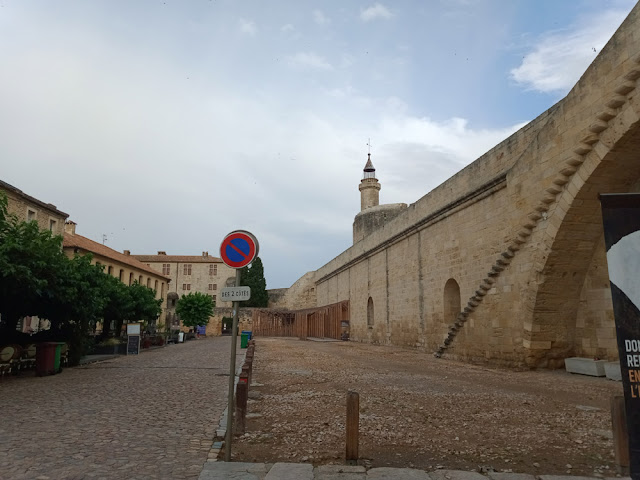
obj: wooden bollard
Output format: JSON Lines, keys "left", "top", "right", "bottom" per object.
{"left": 242, "top": 362, "right": 252, "bottom": 386}
{"left": 610, "top": 395, "right": 630, "bottom": 475}
{"left": 235, "top": 372, "right": 249, "bottom": 434}
{"left": 346, "top": 391, "right": 359, "bottom": 465}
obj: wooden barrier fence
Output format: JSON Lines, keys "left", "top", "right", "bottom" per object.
{"left": 252, "top": 300, "right": 349, "bottom": 340}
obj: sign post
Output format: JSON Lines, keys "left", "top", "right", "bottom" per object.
{"left": 600, "top": 193, "right": 640, "bottom": 479}
{"left": 220, "top": 230, "right": 258, "bottom": 462}
{"left": 126, "top": 323, "right": 141, "bottom": 355}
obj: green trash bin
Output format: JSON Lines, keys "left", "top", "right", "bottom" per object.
{"left": 240, "top": 333, "right": 249, "bottom": 349}
{"left": 36, "top": 342, "right": 64, "bottom": 376}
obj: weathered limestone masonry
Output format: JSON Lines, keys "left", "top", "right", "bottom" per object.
{"left": 284, "top": 4, "right": 640, "bottom": 368}
{"left": 208, "top": 307, "right": 253, "bottom": 336}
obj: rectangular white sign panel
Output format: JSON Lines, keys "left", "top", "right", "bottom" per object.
{"left": 127, "top": 323, "right": 141, "bottom": 335}
{"left": 220, "top": 286, "right": 251, "bottom": 302}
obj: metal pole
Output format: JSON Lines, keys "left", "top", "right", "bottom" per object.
{"left": 225, "top": 268, "right": 242, "bottom": 461}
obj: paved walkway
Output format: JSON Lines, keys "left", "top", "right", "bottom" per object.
{"left": 200, "top": 463, "right": 631, "bottom": 480}
{"left": 0, "top": 337, "right": 242, "bottom": 480}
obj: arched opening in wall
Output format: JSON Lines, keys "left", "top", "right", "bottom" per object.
{"left": 367, "top": 297, "right": 374, "bottom": 328}
{"left": 526, "top": 108, "right": 640, "bottom": 367}
{"left": 443, "top": 279, "right": 461, "bottom": 326}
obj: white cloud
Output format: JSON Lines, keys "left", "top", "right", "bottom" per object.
{"left": 360, "top": 3, "right": 394, "bottom": 22}
{"left": 286, "top": 52, "right": 333, "bottom": 70}
{"left": 510, "top": 9, "right": 629, "bottom": 93}
{"left": 313, "top": 9, "right": 330, "bottom": 26}
{"left": 281, "top": 23, "right": 294, "bottom": 33}
{"left": 239, "top": 18, "right": 257, "bottom": 36}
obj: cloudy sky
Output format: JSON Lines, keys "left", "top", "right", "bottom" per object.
{"left": 0, "top": 0, "right": 636, "bottom": 288}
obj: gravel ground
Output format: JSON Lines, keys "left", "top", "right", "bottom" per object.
{"left": 233, "top": 337, "right": 624, "bottom": 477}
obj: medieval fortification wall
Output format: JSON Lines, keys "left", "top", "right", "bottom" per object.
{"left": 283, "top": 4, "right": 640, "bottom": 368}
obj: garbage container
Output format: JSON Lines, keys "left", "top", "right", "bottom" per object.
{"left": 240, "top": 333, "right": 249, "bottom": 349}
{"left": 36, "top": 342, "right": 64, "bottom": 376}
{"left": 241, "top": 330, "right": 252, "bottom": 341}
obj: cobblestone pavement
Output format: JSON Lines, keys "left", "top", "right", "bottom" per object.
{"left": 0, "top": 337, "right": 241, "bottom": 480}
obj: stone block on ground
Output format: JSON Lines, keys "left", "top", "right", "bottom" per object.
{"left": 367, "top": 467, "right": 430, "bottom": 479}
{"left": 316, "top": 463, "right": 366, "bottom": 479}
{"left": 429, "top": 470, "right": 487, "bottom": 480}
{"left": 264, "top": 462, "right": 313, "bottom": 480}
{"left": 199, "top": 461, "right": 267, "bottom": 480}
{"left": 539, "top": 476, "right": 600, "bottom": 480}
{"left": 604, "top": 362, "right": 622, "bottom": 381}
{"left": 564, "top": 357, "right": 606, "bottom": 376}
{"left": 487, "top": 473, "right": 536, "bottom": 480}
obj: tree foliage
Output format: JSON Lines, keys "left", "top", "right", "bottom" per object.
{"left": 176, "top": 292, "right": 214, "bottom": 328}
{"left": 239, "top": 256, "right": 268, "bottom": 307}
{"left": 0, "top": 191, "right": 163, "bottom": 363}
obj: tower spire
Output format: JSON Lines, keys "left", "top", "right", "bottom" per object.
{"left": 359, "top": 144, "right": 381, "bottom": 211}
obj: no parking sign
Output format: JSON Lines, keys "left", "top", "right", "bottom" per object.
{"left": 219, "top": 230, "right": 259, "bottom": 269}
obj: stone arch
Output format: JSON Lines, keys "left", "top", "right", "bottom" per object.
{"left": 443, "top": 279, "right": 461, "bottom": 326}
{"left": 524, "top": 93, "right": 640, "bottom": 367}
{"left": 367, "top": 297, "right": 374, "bottom": 327}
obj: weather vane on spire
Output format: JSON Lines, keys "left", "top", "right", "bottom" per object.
{"left": 366, "top": 138, "right": 372, "bottom": 155}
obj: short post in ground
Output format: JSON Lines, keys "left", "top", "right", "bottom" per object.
{"left": 346, "top": 390, "right": 359, "bottom": 465}
{"left": 235, "top": 371, "right": 249, "bottom": 435}
{"left": 610, "top": 395, "right": 630, "bottom": 475}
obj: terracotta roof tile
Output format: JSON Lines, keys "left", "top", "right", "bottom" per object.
{"left": 63, "top": 234, "right": 171, "bottom": 280}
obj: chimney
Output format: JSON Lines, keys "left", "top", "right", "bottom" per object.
{"left": 158, "top": 251, "right": 166, "bottom": 255}
{"left": 64, "top": 220, "right": 77, "bottom": 235}
{"left": 203, "top": 251, "right": 208, "bottom": 257}
{"left": 123, "top": 250, "right": 130, "bottom": 256}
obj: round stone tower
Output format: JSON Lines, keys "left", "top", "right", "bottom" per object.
{"left": 353, "top": 152, "right": 407, "bottom": 244}
{"left": 359, "top": 153, "right": 381, "bottom": 211}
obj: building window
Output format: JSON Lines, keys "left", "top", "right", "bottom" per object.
{"left": 129, "top": 272, "right": 134, "bottom": 286}
{"left": 49, "top": 219, "right": 57, "bottom": 232}
{"left": 119, "top": 269, "right": 124, "bottom": 281}
{"left": 208, "top": 284, "right": 217, "bottom": 291}
{"left": 27, "top": 209, "right": 36, "bottom": 222}
{"left": 367, "top": 297, "right": 374, "bottom": 327}
{"left": 107, "top": 266, "right": 113, "bottom": 276}
{"left": 209, "top": 264, "right": 217, "bottom": 276}
{"left": 154, "top": 280, "right": 158, "bottom": 291}
{"left": 183, "top": 264, "right": 192, "bottom": 275}
{"left": 183, "top": 283, "right": 191, "bottom": 291}
{"left": 187, "top": 284, "right": 191, "bottom": 290}
{"left": 146, "top": 278, "right": 151, "bottom": 287}
{"left": 212, "top": 295, "right": 216, "bottom": 303}
{"left": 162, "top": 263, "right": 170, "bottom": 275}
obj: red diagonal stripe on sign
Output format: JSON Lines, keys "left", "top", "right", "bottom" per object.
{"left": 228, "top": 241, "right": 248, "bottom": 259}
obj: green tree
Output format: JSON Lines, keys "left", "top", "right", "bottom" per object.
{"left": 0, "top": 192, "right": 69, "bottom": 334}
{"left": 176, "top": 292, "right": 214, "bottom": 329}
{"left": 128, "top": 281, "right": 162, "bottom": 331}
{"left": 240, "top": 256, "right": 268, "bottom": 307}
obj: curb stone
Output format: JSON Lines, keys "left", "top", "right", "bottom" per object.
{"left": 198, "top": 463, "right": 633, "bottom": 480}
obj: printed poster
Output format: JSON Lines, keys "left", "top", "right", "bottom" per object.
{"left": 601, "top": 193, "right": 640, "bottom": 479}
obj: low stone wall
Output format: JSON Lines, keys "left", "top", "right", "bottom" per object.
{"left": 205, "top": 307, "right": 254, "bottom": 336}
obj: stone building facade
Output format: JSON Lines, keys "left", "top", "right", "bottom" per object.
{"left": 63, "top": 222, "right": 170, "bottom": 329}
{"left": 0, "top": 179, "right": 68, "bottom": 238}
{"left": 132, "top": 252, "right": 236, "bottom": 332}
{"left": 282, "top": 4, "right": 640, "bottom": 368}
{"left": 0, "top": 179, "right": 69, "bottom": 333}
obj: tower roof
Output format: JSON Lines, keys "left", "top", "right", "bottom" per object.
{"left": 363, "top": 153, "right": 375, "bottom": 172}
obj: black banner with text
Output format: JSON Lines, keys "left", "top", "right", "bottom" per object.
{"left": 601, "top": 193, "right": 640, "bottom": 479}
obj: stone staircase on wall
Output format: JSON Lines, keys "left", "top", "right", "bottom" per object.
{"left": 435, "top": 56, "right": 640, "bottom": 358}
